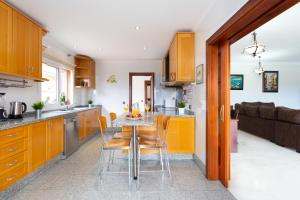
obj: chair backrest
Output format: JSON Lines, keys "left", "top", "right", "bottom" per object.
{"left": 97, "top": 116, "right": 105, "bottom": 145}
{"left": 122, "top": 126, "right": 132, "bottom": 132}
{"left": 100, "top": 116, "right": 108, "bottom": 130}
{"left": 155, "top": 115, "right": 165, "bottom": 144}
{"left": 109, "top": 112, "right": 117, "bottom": 121}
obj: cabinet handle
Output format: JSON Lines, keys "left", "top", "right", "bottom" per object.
{"left": 7, "top": 147, "right": 17, "bottom": 152}
{"left": 6, "top": 174, "right": 17, "bottom": 182}
{"left": 6, "top": 133, "right": 17, "bottom": 137}
{"left": 7, "top": 160, "right": 18, "bottom": 167}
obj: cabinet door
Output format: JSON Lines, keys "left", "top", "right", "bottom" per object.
{"left": 169, "top": 36, "right": 177, "bottom": 82}
{"left": 28, "top": 122, "right": 47, "bottom": 172}
{"left": 78, "top": 112, "right": 86, "bottom": 141}
{"left": 28, "top": 23, "right": 42, "bottom": 79}
{"left": 166, "top": 117, "right": 195, "bottom": 154}
{"left": 90, "top": 60, "right": 96, "bottom": 88}
{"left": 162, "top": 59, "right": 166, "bottom": 82}
{"left": 11, "top": 11, "right": 31, "bottom": 76}
{"left": 176, "top": 33, "right": 195, "bottom": 82}
{"left": 46, "top": 118, "right": 64, "bottom": 161}
{"left": 0, "top": 2, "right": 12, "bottom": 73}
{"left": 85, "top": 110, "right": 93, "bottom": 136}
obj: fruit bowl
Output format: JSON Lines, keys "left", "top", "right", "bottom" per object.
{"left": 125, "top": 113, "right": 144, "bottom": 120}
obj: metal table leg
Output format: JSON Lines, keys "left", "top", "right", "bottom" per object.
{"left": 132, "top": 125, "right": 138, "bottom": 179}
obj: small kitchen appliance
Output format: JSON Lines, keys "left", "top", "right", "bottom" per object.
{"left": 9, "top": 101, "right": 27, "bottom": 119}
{"left": 0, "top": 93, "right": 8, "bottom": 121}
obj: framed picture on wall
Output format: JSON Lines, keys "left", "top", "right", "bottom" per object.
{"left": 196, "top": 64, "right": 204, "bottom": 84}
{"left": 263, "top": 71, "right": 279, "bottom": 93}
{"left": 230, "top": 74, "right": 244, "bottom": 90}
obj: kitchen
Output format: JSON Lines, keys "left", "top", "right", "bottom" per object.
{"left": 0, "top": 0, "right": 233, "bottom": 199}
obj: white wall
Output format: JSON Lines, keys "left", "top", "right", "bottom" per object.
{"left": 91, "top": 60, "right": 177, "bottom": 124}
{"left": 188, "top": 0, "right": 248, "bottom": 164}
{"left": 231, "top": 61, "right": 300, "bottom": 109}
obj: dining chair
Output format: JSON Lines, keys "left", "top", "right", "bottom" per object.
{"left": 138, "top": 115, "right": 171, "bottom": 177}
{"left": 109, "top": 112, "right": 117, "bottom": 131}
{"left": 99, "top": 115, "right": 108, "bottom": 134}
{"left": 97, "top": 116, "right": 132, "bottom": 183}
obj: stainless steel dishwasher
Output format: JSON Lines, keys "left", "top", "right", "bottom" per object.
{"left": 62, "top": 113, "right": 79, "bottom": 159}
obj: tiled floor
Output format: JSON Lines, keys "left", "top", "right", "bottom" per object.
{"left": 229, "top": 131, "right": 300, "bottom": 200}
{"left": 9, "top": 134, "right": 236, "bottom": 200}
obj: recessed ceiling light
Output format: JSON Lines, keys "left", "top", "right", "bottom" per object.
{"left": 135, "top": 26, "right": 141, "bottom": 30}
{"left": 98, "top": 48, "right": 102, "bottom": 51}
{"left": 143, "top": 46, "right": 147, "bottom": 51}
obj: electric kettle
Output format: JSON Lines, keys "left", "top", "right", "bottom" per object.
{"left": 9, "top": 101, "right": 27, "bottom": 119}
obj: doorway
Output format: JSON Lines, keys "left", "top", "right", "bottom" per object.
{"left": 206, "top": 0, "right": 299, "bottom": 187}
{"left": 129, "top": 72, "right": 155, "bottom": 112}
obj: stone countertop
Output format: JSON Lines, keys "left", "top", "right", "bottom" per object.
{"left": 112, "top": 110, "right": 195, "bottom": 127}
{"left": 0, "top": 105, "right": 102, "bottom": 131}
{"left": 156, "top": 107, "right": 195, "bottom": 118}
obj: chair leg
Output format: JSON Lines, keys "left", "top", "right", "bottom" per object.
{"left": 111, "top": 151, "right": 115, "bottom": 165}
{"left": 107, "top": 151, "right": 113, "bottom": 172}
{"left": 164, "top": 147, "right": 171, "bottom": 178}
{"left": 98, "top": 147, "right": 105, "bottom": 180}
{"left": 128, "top": 148, "right": 131, "bottom": 185}
{"left": 159, "top": 148, "right": 164, "bottom": 171}
{"left": 138, "top": 145, "right": 141, "bottom": 177}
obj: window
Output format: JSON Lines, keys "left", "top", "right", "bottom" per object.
{"left": 41, "top": 63, "right": 58, "bottom": 104}
{"left": 41, "top": 62, "right": 74, "bottom": 105}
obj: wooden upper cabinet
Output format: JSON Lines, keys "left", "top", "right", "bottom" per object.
{"left": 163, "top": 32, "right": 195, "bottom": 84}
{"left": 11, "top": 10, "right": 30, "bottom": 76}
{"left": 28, "top": 23, "right": 42, "bottom": 79}
{"left": 12, "top": 11, "right": 43, "bottom": 79}
{"left": 0, "top": 1, "right": 45, "bottom": 81}
{"left": 177, "top": 33, "right": 195, "bottom": 82}
{"left": 75, "top": 55, "right": 96, "bottom": 89}
{"left": 0, "top": 2, "right": 12, "bottom": 73}
{"left": 169, "top": 36, "right": 177, "bottom": 82}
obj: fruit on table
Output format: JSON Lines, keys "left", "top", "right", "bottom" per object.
{"left": 126, "top": 113, "right": 143, "bottom": 118}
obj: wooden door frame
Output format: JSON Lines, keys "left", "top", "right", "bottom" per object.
{"left": 206, "top": 0, "right": 299, "bottom": 187}
{"left": 129, "top": 72, "right": 155, "bottom": 111}
{"left": 144, "top": 80, "right": 151, "bottom": 107}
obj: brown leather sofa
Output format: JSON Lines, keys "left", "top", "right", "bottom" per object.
{"left": 235, "top": 102, "right": 300, "bottom": 152}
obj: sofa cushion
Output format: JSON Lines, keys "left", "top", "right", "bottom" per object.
{"left": 242, "top": 101, "right": 275, "bottom": 107}
{"left": 259, "top": 106, "right": 276, "bottom": 120}
{"left": 235, "top": 103, "right": 244, "bottom": 114}
{"left": 242, "top": 102, "right": 261, "bottom": 107}
{"left": 260, "top": 102, "right": 275, "bottom": 108}
{"left": 244, "top": 105, "right": 259, "bottom": 117}
{"left": 277, "top": 107, "right": 300, "bottom": 125}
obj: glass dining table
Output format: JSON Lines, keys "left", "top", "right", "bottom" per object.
{"left": 112, "top": 112, "right": 158, "bottom": 180}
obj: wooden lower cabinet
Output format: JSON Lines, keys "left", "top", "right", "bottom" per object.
{"left": 78, "top": 109, "right": 100, "bottom": 141}
{"left": 28, "top": 121, "right": 47, "bottom": 173}
{"left": 0, "top": 110, "right": 99, "bottom": 191}
{"left": 0, "top": 126, "right": 28, "bottom": 191}
{"left": 78, "top": 111, "right": 86, "bottom": 141}
{"left": 46, "top": 118, "right": 64, "bottom": 161}
{"left": 166, "top": 117, "right": 195, "bottom": 154}
{"left": 0, "top": 163, "right": 27, "bottom": 191}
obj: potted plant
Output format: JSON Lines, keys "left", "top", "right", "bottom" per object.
{"left": 177, "top": 100, "right": 186, "bottom": 115}
{"left": 32, "top": 101, "right": 45, "bottom": 118}
{"left": 59, "top": 94, "right": 66, "bottom": 106}
{"left": 88, "top": 99, "right": 93, "bottom": 108}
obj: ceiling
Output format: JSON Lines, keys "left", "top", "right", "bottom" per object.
{"left": 231, "top": 3, "right": 300, "bottom": 64}
{"left": 7, "top": 0, "right": 247, "bottom": 60}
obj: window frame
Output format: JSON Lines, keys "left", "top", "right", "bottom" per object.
{"left": 41, "top": 58, "right": 74, "bottom": 107}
